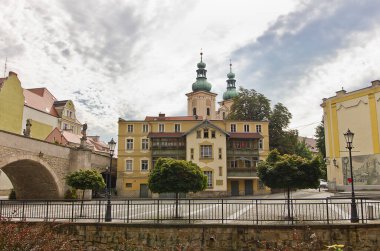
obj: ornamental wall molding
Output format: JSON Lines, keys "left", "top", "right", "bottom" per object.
{"left": 336, "top": 99, "right": 368, "bottom": 111}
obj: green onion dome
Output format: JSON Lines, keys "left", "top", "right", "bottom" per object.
{"left": 223, "top": 88, "right": 238, "bottom": 100}
{"left": 192, "top": 78, "right": 212, "bottom": 92}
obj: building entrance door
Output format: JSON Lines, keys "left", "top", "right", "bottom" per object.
{"left": 140, "top": 184, "right": 149, "bottom": 198}
{"left": 231, "top": 181, "right": 239, "bottom": 196}
{"left": 245, "top": 180, "right": 253, "bottom": 195}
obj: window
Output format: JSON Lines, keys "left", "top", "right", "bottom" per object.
{"left": 193, "top": 107, "right": 197, "bottom": 115}
{"left": 256, "top": 125, "right": 262, "bottom": 133}
{"left": 207, "top": 108, "right": 210, "bottom": 116}
{"left": 142, "top": 138, "right": 149, "bottom": 150}
{"left": 126, "top": 183, "right": 132, "bottom": 188}
{"left": 159, "top": 124, "right": 165, "bottom": 132}
{"left": 63, "top": 123, "right": 68, "bottom": 130}
{"left": 230, "top": 160, "right": 237, "bottom": 168}
{"left": 244, "top": 124, "right": 250, "bottom": 132}
{"left": 127, "top": 125, "right": 133, "bottom": 133}
{"left": 196, "top": 130, "right": 201, "bottom": 138}
{"left": 175, "top": 124, "right": 181, "bottom": 132}
{"left": 203, "top": 128, "right": 209, "bottom": 138}
{"left": 211, "top": 130, "right": 216, "bottom": 138}
{"left": 259, "top": 139, "right": 263, "bottom": 149}
{"left": 142, "top": 124, "right": 149, "bottom": 133}
{"left": 245, "top": 160, "right": 251, "bottom": 168}
{"left": 218, "top": 148, "right": 222, "bottom": 159}
{"left": 230, "top": 124, "right": 236, "bottom": 132}
{"left": 125, "top": 160, "right": 132, "bottom": 171}
{"left": 219, "top": 166, "right": 222, "bottom": 176}
{"left": 204, "top": 171, "right": 213, "bottom": 188}
{"left": 141, "top": 160, "right": 149, "bottom": 171}
{"left": 190, "top": 148, "right": 194, "bottom": 160}
{"left": 126, "top": 139, "right": 133, "bottom": 150}
{"left": 200, "top": 145, "right": 212, "bottom": 158}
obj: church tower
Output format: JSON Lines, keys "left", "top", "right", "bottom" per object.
{"left": 186, "top": 52, "right": 217, "bottom": 120}
{"left": 217, "top": 61, "right": 239, "bottom": 119}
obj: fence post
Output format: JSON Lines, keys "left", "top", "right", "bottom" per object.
{"left": 98, "top": 200, "right": 101, "bottom": 222}
{"left": 127, "top": 200, "right": 130, "bottom": 223}
{"left": 0, "top": 200, "right": 2, "bottom": 218}
{"left": 22, "top": 201, "right": 25, "bottom": 221}
{"left": 360, "top": 198, "right": 365, "bottom": 223}
{"left": 71, "top": 201, "right": 75, "bottom": 222}
{"left": 221, "top": 199, "right": 224, "bottom": 224}
{"left": 325, "top": 198, "right": 329, "bottom": 224}
{"left": 255, "top": 199, "right": 259, "bottom": 225}
{"left": 157, "top": 200, "right": 160, "bottom": 224}
{"left": 188, "top": 199, "right": 191, "bottom": 224}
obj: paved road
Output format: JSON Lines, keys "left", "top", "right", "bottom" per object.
{"left": 1, "top": 189, "right": 378, "bottom": 224}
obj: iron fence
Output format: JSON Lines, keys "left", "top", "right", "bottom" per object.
{"left": 0, "top": 197, "right": 379, "bottom": 225}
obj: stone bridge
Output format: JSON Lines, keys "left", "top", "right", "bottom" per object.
{"left": 0, "top": 130, "right": 111, "bottom": 199}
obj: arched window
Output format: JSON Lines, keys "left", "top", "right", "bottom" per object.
{"left": 193, "top": 107, "right": 197, "bottom": 116}
{"left": 207, "top": 108, "right": 210, "bottom": 116}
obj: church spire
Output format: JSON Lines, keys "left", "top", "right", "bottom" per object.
{"left": 192, "top": 50, "right": 212, "bottom": 92}
{"left": 223, "top": 59, "right": 238, "bottom": 100}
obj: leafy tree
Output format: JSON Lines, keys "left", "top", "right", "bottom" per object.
{"left": 228, "top": 87, "right": 271, "bottom": 121}
{"left": 227, "top": 88, "right": 298, "bottom": 154}
{"left": 148, "top": 158, "right": 207, "bottom": 218}
{"left": 295, "top": 138, "right": 313, "bottom": 160}
{"left": 258, "top": 150, "right": 321, "bottom": 219}
{"left": 65, "top": 169, "right": 105, "bottom": 216}
{"left": 315, "top": 120, "right": 326, "bottom": 159}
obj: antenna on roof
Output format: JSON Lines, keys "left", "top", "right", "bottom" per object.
{"left": 4, "top": 57, "right": 7, "bottom": 77}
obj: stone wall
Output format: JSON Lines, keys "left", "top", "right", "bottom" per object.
{"left": 44, "top": 223, "right": 380, "bottom": 250}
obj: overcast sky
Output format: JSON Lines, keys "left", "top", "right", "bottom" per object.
{"left": 2, "top": 0, "right": 380, "bottom": 142}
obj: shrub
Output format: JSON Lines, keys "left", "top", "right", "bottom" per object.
{"left": 64, "top": 189, "right": 77, "bottom": 199}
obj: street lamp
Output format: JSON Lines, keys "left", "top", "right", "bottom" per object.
{"left": 343, "top": 129, "right": 359, "bottom": 223}
{"left": 105, "top": 138, "right": 116, "bottom": 222}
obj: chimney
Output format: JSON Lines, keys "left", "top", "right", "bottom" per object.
{"left": 336, "top": 88, "right": 346, "bottom": 97}
{"left": 158, "top": 113, "right": 165, "bottom": 118}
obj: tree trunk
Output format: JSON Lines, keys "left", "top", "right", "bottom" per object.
{"left": 175, "top": 192, "right": 179, "bottom": 218}
{"left": 80, "top": 190, "right": 85, "bottom": 217}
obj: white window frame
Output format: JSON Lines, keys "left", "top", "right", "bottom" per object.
{"left": 126, "top": 138, "right": 134, "bottom": 150}
{"left": 141, "top": 160, "right": 149, "bottom": 172}
{"left": 204, "top": 171, "right": 213, "bottom": 188}
{"left": 159, "top": 124, "right": 165, "bottom": 132}
{"left": 200, "top": 145, "right": 212, "bottom": 159}
{"left": 142, "top": 124, "right": 149, "bottom": 133}
{"left": 125, "top": 160, "right": 133, "bottom": 172}
{"left": 141, "top": 138, "right": 149, "bottom": 150}
{"left": 230, "top": 124, "right": 236, "bottom": 132}
{"left": 256, "top": 125, "right": 262, "bottom": 133}
{"left": 127, "top": 124, "right": 133, "bottom": 133}
{"left": 174, "top": 124, "right": 181, "bottom": 132}
{"left": 244, "top": 124, "right": 250, "bottom": 132}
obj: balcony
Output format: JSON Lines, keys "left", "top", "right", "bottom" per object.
{"left": 227, "top": 148, "right": 259, "bottom": 156}
{"left": 151, "top": 148, "right": 186, "bottom": 157}
{"left": 227, "top": 167, "right": 257, "bottom": 177}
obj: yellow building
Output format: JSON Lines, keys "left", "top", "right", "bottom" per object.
{"left": 0, "top": 72, "right": 24, "bottom": 134}
{"left": 117, "top": 55, "right": 270, "bottom": 197}
{"left": 0, "top": 72, "right": 82, "bottom": 140}
{"left": 322, "top": 80, "right": 380, "bottom": 190}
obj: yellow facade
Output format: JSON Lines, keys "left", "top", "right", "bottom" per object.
{"left": 322, "top": 80, "right": 380, "bottom": 190}
{"left": 0, "top": 72, "right": 24, "bottom": 134}
{"left": 29, "top": 119, "right": 54, "bottom": 140}
{"left": 117, "top": 118, "right": 270, "bottom": 197}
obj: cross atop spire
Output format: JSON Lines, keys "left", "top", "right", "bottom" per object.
{"left": 200, "top": 48, "right": 203, "bottom": 62}
{"left": 229, "top": 59, "right": 232, "bottom": 73}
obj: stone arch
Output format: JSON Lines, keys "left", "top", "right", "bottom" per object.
{"left": 0, "top": 155, "right": 63, "bottom": 199}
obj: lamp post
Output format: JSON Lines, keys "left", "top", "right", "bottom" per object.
{"left": 105, "top": 138, "right": 116, "bottom": 222}
{"left": 343, "top": 129, "right": 359, "bottom": 223}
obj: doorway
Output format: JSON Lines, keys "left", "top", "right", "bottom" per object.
{"left": 231, "top": 181, "right": 239, "bottom": 196}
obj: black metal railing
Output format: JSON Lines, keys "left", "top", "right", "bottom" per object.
{"left": 0, "top": 198, "right": 379, "bottom": 224}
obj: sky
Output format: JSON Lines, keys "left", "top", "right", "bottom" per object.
{"left": 1, "top": 0, "right": 380, "bottom": 143}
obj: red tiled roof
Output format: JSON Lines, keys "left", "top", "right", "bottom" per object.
{"left": 229, "top": 132, "right": 263, "bottom": 139}
{"left": 145, "top": 115, "right": 203, "bottom": 121}
{"left": 147, "top": 132, "right": 184, "bottom": 138}
{"left": 23, "top": 88, "right": 59, "bottom": 117}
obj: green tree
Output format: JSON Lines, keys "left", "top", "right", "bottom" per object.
{"left": 65, "top": 169, "right": 106, "bottom": 216}
{"left": 315, "top": 120, "right": 326, "bottom": 158}
{"left": 258, "top": 150, "right": 321, "bottom": 219}
{"left": 227, "top": 88, "right": 298, "bottom": 154}
{"left": 148, "top": 158, "right": 207, "bottom": 218}
{"left": 228, "top": 87, "right": 271, "bottom": 121}
{"left": 295, "top": 138, "right": 313, "bottom": 160}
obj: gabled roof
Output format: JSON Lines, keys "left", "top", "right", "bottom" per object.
{"left": 184, "top": 120, "right": 229, "bottom": 136}
{"left": 23, "top": 88, "right": 59, "bottom": 117}
{"left": 53, "top": 100, "right": 69, "bottom": 107}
